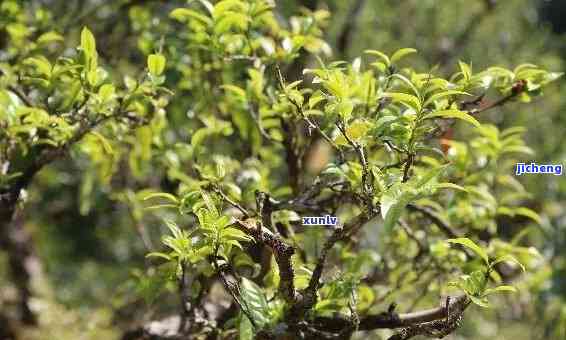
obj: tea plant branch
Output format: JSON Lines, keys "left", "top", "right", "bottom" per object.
{"left": 407, "top": 204, "right": 515, "bottom": 280}
{"left": 302, "top": 226, "right": 344, "bottom": 308}
{"left": 313, "top": 295, "right": 469, "bottom": 332}
{"left": 387, "top": 296, "right": 470, "bottom": 340}
{"left": 10, "top": 106, "right": 128, "bottom": 196}
{"left": 261, "top": 179, "right": 348, "bottom": 216}
{"left": 249, "top": 101, "right": 280, "bottom": 143}
{"left": 178, "top": 260, "right": 190, "bottom": 333}
{"left": 210, "top": 184, "right": 250, "bottom": 218}
{"left": 280, "top": 117, "right": 302, "bottom": 194}
{"left": 469, "top": 80, "right": 526, "bottom": 115}
{"left": 372, "top": 71, "right": 395, "bottom": 116}
{"left": 407, "top": 204, "right": 459, "bottom": 238}
{"left": 294, "top": 213, "right": 372, "bottom": 318}
{"left": 233, "top": 218, "right": 297, "bottom": 303}
{"left": 335, "top": 120, "right": 374, "bottom": 214}
{"left": 213, "top": 260, "right": 258, "bottom": 329}
{"left": 276, "top": 65, "right": 345, "bottom": 163}
{"left": 7, "top": 84, "right": 35, "bottom": 108}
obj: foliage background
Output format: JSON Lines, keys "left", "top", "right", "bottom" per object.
{"left": 1, "top": 0, "right": 565, "bottom": 339}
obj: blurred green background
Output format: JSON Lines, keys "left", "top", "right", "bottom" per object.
{"left": 1, "top": 0, "right": 565, "bottom": 339}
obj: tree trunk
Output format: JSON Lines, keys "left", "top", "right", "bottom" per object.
{"left": 0, "top": 190, "right": 40, "bottom": 326}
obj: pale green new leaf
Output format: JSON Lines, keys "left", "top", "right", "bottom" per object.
{"left": 447, "top": 238, "right": 489, "bottom": 264}
{"left": 170, "top": 8, "right": 213, "bottom": 25}
{"left": 381, "top": 185, "right": 417, "bottom": 233}
{"left": 80, "top": 27, "right": 96, "bottom": 59}
{"left": 469, "top": 295, "right": 490, "bottom": 308}
{"left": 148, "top": 54, "right": 166, "bottom": 76}
{"left": 483, "top": 285, "right": 517, "bottom": 296}
{"left": 424, "top": 90, "right": 470, "bottom": 107}
{"left": 364, "top": 49, "right": 390, "bottom": 66}
{"left": 458, "top": 61, "right": 472, "bottom": 81}
{"left": 424, "top": 109, "right": 480, "bottom": 128}
{"left": 434, "top": 182, "right": 468, "bottom": 192}
{"left": 515, "top": 207, "right": 542, "bottom": 225}
{"left": 382, "top": 92, "right": 421, "bottom": 112}
{"left": 146, "top": 252, "right": 172, "bottom": 261}
{"left": 37, "top": 31, "right": 64, "bottom": 45}
{"left": 391, "top": 48, "right": 417, "bottom": 64}
{"left": 143, "top": 192, "right": 179, "bottom": 204}
{"left": 491, "top": 254, "right": 526, "bottom": 272}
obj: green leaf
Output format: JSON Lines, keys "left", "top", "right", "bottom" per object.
{"left": 391, "top": 74, "right": 420, "bottom": 97}
{"left": 423, "top": 109, "right": 480, "bottom": 128}
{"left": 391, "top": 48, "right": 417, "bottom": 64}
{"left": 80, "top": 27, "right": 96, "bottom": 59}
{"left": 381, "top": 166, "right": 446, "bottom": 233}
{"left": 23, "top": 57, "right": 52, "bottom": 78}
{"left": 501, "top": 145, "right": 534, "bottom": 155}
{"left": 37, "top": 31, "right": 64, "bottom": 45}
{"left": 364, "top": 49, "right": 390, "bottom": 66}
{"left": 468, "top": 295, "right": 490, "bottom": 308}
{"left": 89, "top": 131, "right": 114, "bottom": 155}
{"left": 336, "top": 100, "right": 354, "bottom": 120}
{"left": 170, "top": 8, "right": 213, "bottom": 25}
{"left": 221, "top": 84, "right": 247, "bottom": 99}
{"left": 98, "top": 84, "right": 115, "bottom": 102}
{"left": 148, "top": 54, "right": 166, "bottom": 76}
{"left": 458, "top": 61, "right": 472, "bottom": 81}
{"left": 146, "top": 252, "right": 172, "bottom": 261}
{"left": 144, "top": 204, "right": 179, "bottom": 211}
{"left": 199, "top": 189, "right": 218, "bottom": 215}
{"left": 491, "top": 254, "right": 526, "bottom": 272}
{"left": 239, "top": 314, "right": 253, "bottom": 340}
{"left": 447, "top": 238, "right": 489, "bottom": 264}
{"left": 434, "top": 182, "right": 468, "bottom": 192}
{"left": 308, "top": 90, "right": 326, "bottom": 109}
{"left": 214, "top": 12, "right": 249, "bottom": 34}
{"left": 484, "top": 285, "right": 517, "bottom": 296}
{"left": 381, "top": 185, "right": 417, "bottom": 233}
{"left": 222, "top": 227, "right": 252, "bottom": 242}
{"left": 382, "top": 92, "right": 421, "bottom": 112}
{"left": 239, "top": 277, "right": 270, "bottom": 327}
{"left": 143, "top": 192, "right": 179, "bottom": 204}
{"left": 515, "top": 207, "right": 542, "bottom": 225}
{"left": 424, "top": 90, "right": 470, "bottom": 107}
{"left": 335, "top": 120, "right": 372, "bottom": 145}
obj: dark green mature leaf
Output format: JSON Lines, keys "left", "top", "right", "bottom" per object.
{"left": 240, "top": 277, "right": 271, "bottom": 327}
